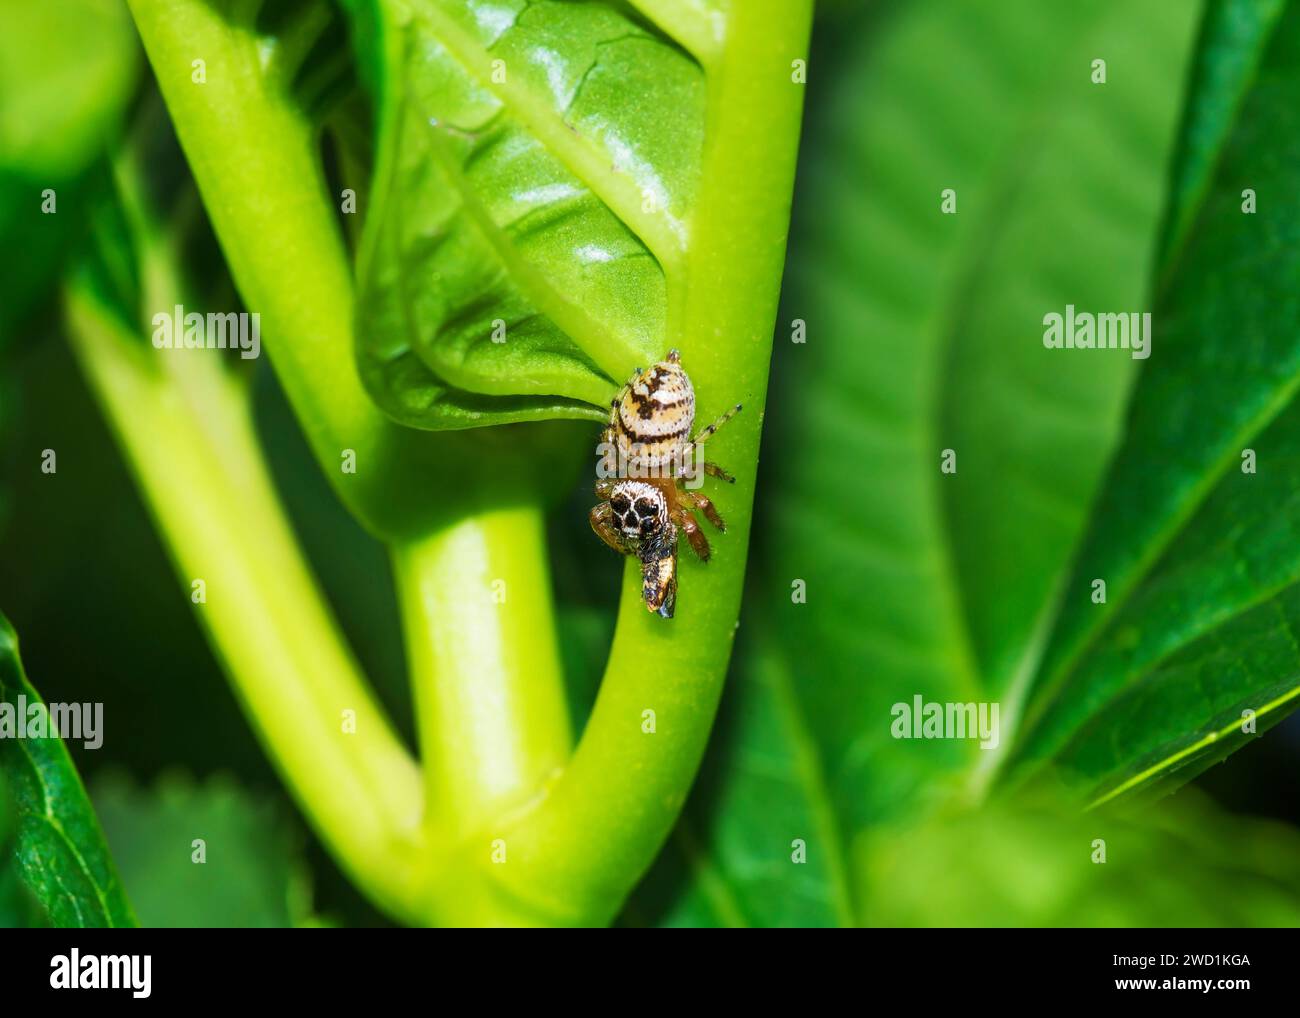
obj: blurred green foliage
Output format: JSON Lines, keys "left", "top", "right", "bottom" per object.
{"left": 0, "top": 0, "right": 138, "bottom": 348}
{"left": 859, "top": 792, "right": 1300, "bottom": 927}
{"left": 92, "top": 771, "right": 323, "bottom": 927}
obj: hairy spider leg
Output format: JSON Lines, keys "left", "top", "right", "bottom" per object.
{"left": 683, "top": 490, "right": 726, "bottom": 531}
{"left": 703, "top": 461, "right": 736, "bottom": 483}
{"left": 693, "top": 402, "right": 742, "bottom": 444}
{"left": 590, "top": 502, "right": 633, "bottom": 555}
{"left": 674, "top": 506, "right": 711, "bottom": 561}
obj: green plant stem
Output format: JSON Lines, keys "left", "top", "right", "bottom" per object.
{"left": 486, "top": 0, "right": 814, "bottom": 925}
{"left": 125, "top": 0, "right": 450, "bottom": 542}
{"left": 125, "top": 0, "right": 581, "bottom": 925}
{"left": 391, "top": 507, "right": 571, "bottom": 838}
{"left": 65, "top": 287, "right": 435, "bottom": 925}
{"left": 126, "top": 0, "right": 813, "bottom": 926}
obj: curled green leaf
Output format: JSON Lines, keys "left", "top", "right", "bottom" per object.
{"left": 356, "top": 0, "right": 708, "bottom": 429}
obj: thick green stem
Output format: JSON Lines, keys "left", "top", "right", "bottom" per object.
{"left": 391, "top": 507, "right": 571, "bottom": 838}
{"left": 124, "top": 0, "right": 812, "bottom": 926}
{"left": 487, "top": 0, "right": 814, "bottom": 924}
{"left": 65, "top": 287, "right": 434, "bottom": 924}
{"left": 125, "top": 0, "right": 451, "bottom": 541}
{"left": 124, "top": 0, "right": 583, "bottom": 925}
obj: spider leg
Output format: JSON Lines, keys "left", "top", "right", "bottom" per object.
{"left": 590, "top": 503, "right": 633, "bottom": 555}
{"left": 675, "top": 506, "right": 711, "bottom": 561}
{"left": 596, "top": 423, "right": 620, "bottom": 480}
{"left": 677, "top": 447, "right": 734, "bottom": 486}
{"left": 640, "top": 540, "right": 678, "bottom": 618}
{"left": 703, "top": 461, "right": 735, "bottom": 484}
{"left": 692, "top": 402, "right": 742, "bottom": 445}
{"left": 683, "top": 490, "right": 726, "bottom": 531}
{"left": 594, "top": 478, "right": 617, "bottom": 499}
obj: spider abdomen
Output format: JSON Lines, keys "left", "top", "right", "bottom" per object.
{"left": 612, "top": 351, "right": 695, "bottom": 472}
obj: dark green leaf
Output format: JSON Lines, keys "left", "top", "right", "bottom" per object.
{"left": 0, "top": 774, "right": 47, "bottom": 927}
{"left": 1010, "top": 0, "right": 1300, "bottom": 803}
{"left": 1157, "top": 0, "right": 1288, "bottom": 269}
{"left": 0, "top": 612, "right": 135, "bottom": 927}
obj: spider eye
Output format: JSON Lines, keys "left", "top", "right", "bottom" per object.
{"left": 640, "top": 516, "right": 658, "bottom": 534}
{"left": 634, "top": 498, "right": 657, "bottom": 517}
{"left": 611, "top": 495, "right": 631, "bottom": 514}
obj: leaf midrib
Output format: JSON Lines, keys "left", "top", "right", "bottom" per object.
{"left": 1087, "top": 681, "right": 1300, "bottom": 808}
{"left": 403, "top": 83, "right": 638, "bottom": 382}
{"left": 1014, "top": 368, "right": 1300, "bottom": 765}
{"left": 764, "top": 652, "right": 857, "bottom": 927}
{"left": 934, "top": 0, "right": 1145, "bottom": 716}
{"left": 934, "top": 0, "right": 1206, "bottom": 798}
{"left": 415, "top": 1, "right": 687, "bottom": 269}
{"left": 1029, "top": 513, "right": 1300, "bottom": 782}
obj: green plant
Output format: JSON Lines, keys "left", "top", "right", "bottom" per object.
{"left": 36, "top": 0, "right": 812, "bottom": 926}
{"left": 5, "top": 0, "right": 1300, "bottom": 931}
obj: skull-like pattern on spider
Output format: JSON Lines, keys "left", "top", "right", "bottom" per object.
{"left": 609, "top": 482, "right": 670, "bottom": 541}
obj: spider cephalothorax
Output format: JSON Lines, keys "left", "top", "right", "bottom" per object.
{"left": 590, "top": 350, "right": 741, "bottom": 619}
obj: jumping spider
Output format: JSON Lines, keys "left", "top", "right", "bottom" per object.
{"left": 589, "top": 350, "right": 741, "bottom": 618}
